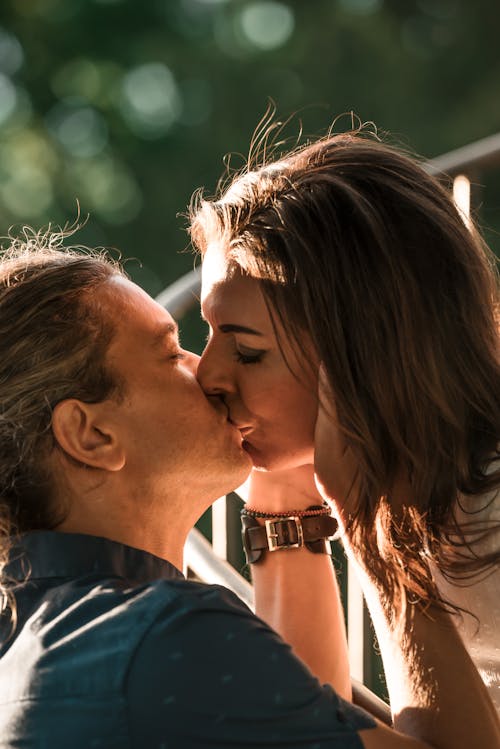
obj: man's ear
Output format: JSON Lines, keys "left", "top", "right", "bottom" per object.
{"left": 51, "top": 399, "right": 125, "bottom": 471}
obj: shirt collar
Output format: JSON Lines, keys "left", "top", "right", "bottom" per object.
{"left": 5, "top": 530, "right": 184, "bottom": 584}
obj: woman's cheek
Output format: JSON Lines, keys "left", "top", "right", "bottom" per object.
{"left": 280, "top": 392, "right": 317, "bottom": 441}
{"left": 241, "top": 377, "right": 280, "bottom": 412}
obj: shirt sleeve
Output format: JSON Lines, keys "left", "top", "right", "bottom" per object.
{"left": 125, "top": 580, "right": 376, "bottom": 749}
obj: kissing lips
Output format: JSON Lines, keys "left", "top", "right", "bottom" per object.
{"left": 227, "top": 418, "right": 253, "bottom": 436}
{"left": 241, "top": 438, "right": 261, "bottom": 465}
{"left": 237, "top": 426, "right": 253, "bottom": 437}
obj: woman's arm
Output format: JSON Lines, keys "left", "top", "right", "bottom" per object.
{"left": 351, "top": 551, "right": 499, "bottom": 748}
{"left": 246, "top": 466, "right": 351, "bottom": 700}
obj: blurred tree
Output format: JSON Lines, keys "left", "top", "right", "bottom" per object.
{"left": 0, "top": 0, "right": 498, "bottom": 321}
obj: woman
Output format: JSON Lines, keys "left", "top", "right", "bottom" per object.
{"left": 191, "top": 124, "right": 500, "bottom": 727}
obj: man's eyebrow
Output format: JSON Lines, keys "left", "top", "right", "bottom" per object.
{"left": 152, "top": 322, "right": 179, "bottom": 347}
{"left": 218, "top": 323, "right": 263, "bottom": 336}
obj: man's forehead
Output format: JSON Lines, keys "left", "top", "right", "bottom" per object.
{"left": 101, "top": 276, "right": 179, "bottom": 340}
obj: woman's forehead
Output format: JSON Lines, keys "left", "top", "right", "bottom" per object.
{"left": 201, "top": 244, "right": 250, "bottom": 303}
{"left": 201, "top": 242, "right": 230, "bottom": 290}
{"left": 201, "top": 266, "right": 270, "bottom": 328}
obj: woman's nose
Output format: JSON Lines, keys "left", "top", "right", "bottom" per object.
{"left": 196, "top": 340, "right": 234, "bottom": 396}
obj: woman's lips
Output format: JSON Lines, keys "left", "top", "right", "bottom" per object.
{"left": 241, "top": 439, "right": 260, "bottom": 462}
{"left": 235, "top": 427, "right": 255, "bottom": 452}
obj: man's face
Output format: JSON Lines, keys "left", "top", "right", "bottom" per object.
{"left": 100, "top": 276, "right": 251, "bottom": 508}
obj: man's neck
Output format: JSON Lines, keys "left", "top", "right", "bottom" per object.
{"left": 56, "top": 515, "right": 186, "bottom": 572}
{"left": 54, "top": 486, "right": 190, "bottom": 573}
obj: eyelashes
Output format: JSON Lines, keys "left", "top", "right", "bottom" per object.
{"left": 203, "top": 325, "right": 266, "bottom": 365}
{"left": 234, "top": 350, "right": 265, "bottom": 365}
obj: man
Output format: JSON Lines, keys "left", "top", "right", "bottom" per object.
{"left": 0, "top": 230, "right": 497, "bottom": 749}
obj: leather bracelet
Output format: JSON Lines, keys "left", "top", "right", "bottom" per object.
{"left": 242, "top": 504, "right": 330, "bottom": 519}
{"left": 241, "top": 511, "right": 338, "bottom": 564}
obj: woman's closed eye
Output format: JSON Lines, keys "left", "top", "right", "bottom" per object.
{"left": 235, "top": 346, "right": 266, "bottom": 365}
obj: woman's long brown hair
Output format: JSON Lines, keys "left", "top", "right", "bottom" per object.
{"left": 190, "top": 124, "right": 500, "bottom": 620}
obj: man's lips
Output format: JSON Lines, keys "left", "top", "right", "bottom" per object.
{"left": 207, "top": 396, "right": 232, "bottom": 422}
{"left": 229, "top": 421, "right": 253, "bottom": 437}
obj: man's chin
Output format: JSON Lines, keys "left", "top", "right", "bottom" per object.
{"left": 208, "top": 452, "right": 253, "bottom": 501}
{"left": 226, "top": 456, "right": 253, "bottom": 494}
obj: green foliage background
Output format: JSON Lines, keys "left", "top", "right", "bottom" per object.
{"left": 1, "top": 0, "right": 499, "bottom": 352}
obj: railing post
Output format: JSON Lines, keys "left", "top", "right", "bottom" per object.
{"left": 212, "top": 496, "right": 228, "bottom": 560}
{"left": 347, "top": 558, "right": 365, "bottom": 683}
{"left": 453, "top": 174, "right": 471, "bottom": 226}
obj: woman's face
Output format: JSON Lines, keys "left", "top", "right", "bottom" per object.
{"left": 197, "top": 244, "right": 319, "bottom": 472}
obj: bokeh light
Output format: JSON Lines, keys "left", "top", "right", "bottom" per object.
{"left": 46, "top": 100, "right": 108, "bottom": 158}
{"left": 0, "top": 130, "right": 55, "bottom": 219}
{"left": 120, "top": 63, "right": 182, "bottom": 139}
{"left": 239, "top": 2, "right": 294, "bottom": 51}
{"left": 0, "top": 26, "right": 23, "bottom": 74}
{"left": 66, "top": 155, "right": 142, "bottom": 225}
{"left": 51, "top": 58, "right": 103, "bottom": 102}
{"left": 0, "top": 74, "right": 17, "bottom": 126}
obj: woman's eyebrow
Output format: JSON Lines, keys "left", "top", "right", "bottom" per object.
{"left": 219, "top": 323, "right": 263, "bottom": 336}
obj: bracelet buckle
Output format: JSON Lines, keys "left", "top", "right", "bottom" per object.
{"left": 264, "top": 516, "right": 304, "bottom": 552}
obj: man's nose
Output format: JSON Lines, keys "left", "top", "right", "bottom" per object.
{"left": 196, "top": 341, "right": 234, "bottom": 396}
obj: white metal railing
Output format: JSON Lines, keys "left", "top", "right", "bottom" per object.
{"left": 158, "top": 133, "right": 499, "bottom": 722}
{"left": 185, "top": 524, "right": 254, "bottom": 610}
{"left": 426, "top": 131, "right": 500, "bottom": 176}
{"left": 154, "top": 266, "right": 201, "bottom": 317}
